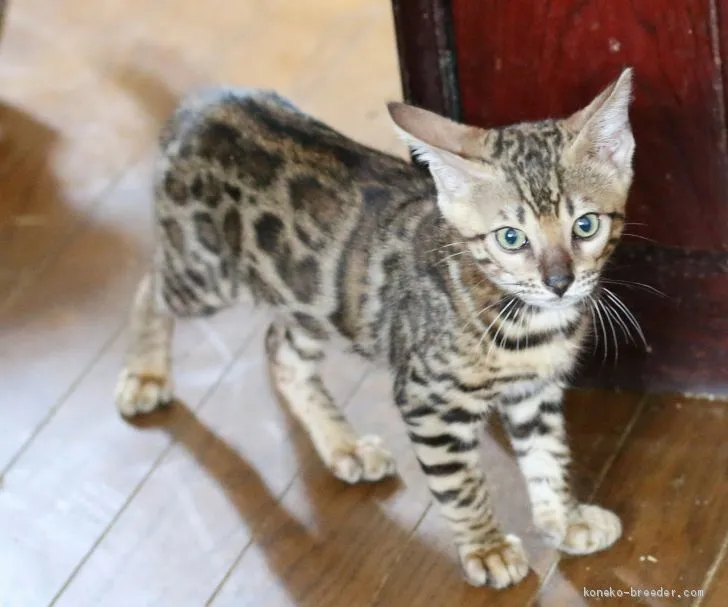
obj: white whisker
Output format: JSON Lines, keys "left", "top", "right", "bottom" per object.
{"left": 425, "top": 241, "right": 469, "bottom": 254}
{"left": 485, "top": 299, "right": 520, "bottom": 360}
{"left": 461, "top": 294, "right": 510, "bottom": 333}
{"left": 621, "top": 232, "right": 658, "bottom": 244}
{"left": 591, "top": 295, "right": 609, "bottom": 363}
{"left": 602, "top": 297, "right": 635, "bottom": 345}
{"left": 516, "top": 301, "right": 530, "bottom": 352}
{"left": 432, "top": 250, "right": 466, "bottom": 267}
{"left": 480, "top": 297, "right": 517, "bottom": 355}
{"left": 598, "top": 298, "right": 620, "bottom": 364}
{"left": 602, "top": 288, "right": 648, "bottom": 348}
{"left": 600, "top": 278, "right": 666, "bottom": 298}
{"left": 586, "top": 296, "right": 599, "bottom": 355}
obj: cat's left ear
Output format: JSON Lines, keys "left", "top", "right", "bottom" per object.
{"left": 563, "top": 68, "right": 635, "bottom": 175}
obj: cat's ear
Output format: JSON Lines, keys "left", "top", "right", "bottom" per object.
{"left": 386, "top": 102, "right": 490, "bottom": 197}
{"left": 563, "top": 68, "right": 634, "bottom": 174}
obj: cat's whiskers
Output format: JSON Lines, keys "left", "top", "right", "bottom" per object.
{"left": 478, "top": 296, "right": 517, "bottom": 353}
{"left": 600, "top": 278, "right": 666, "bottom": 298}
{"left": 474, "top": 294, "right": 512, "bottom": 318}
{"left": 621, "top": 232, "right": 658, "bottom": 244}
{"left": 516, "top": 300, "right": 531, "bottom": 352}
{"left": 426, "top": 241, "right": 469, "bottom": 254}
{"left": 483, "top": 298, "right": 520, "bottom": 359}
{"left": 586, "top": 296, "right": 599, "bottom": 355}
{"left": 597, "top": 297, "right": 620, "bottom": 364}
{"left": 497, "top": 301, "right": 522, "bottom": 353}
{"left": 461, "top": 294, "right": 511, "bottom": 334}
{"left": 588, "top": 295, "right": 610, "bottom": 363}
{"left": 432, "top": 250, "right": 467, "bottom": 267}
{"left": 523, "top": 303, "right": 534, "bottom": 349}
{"left": 601, "top": 287, "right": 647, "bottom": 348}
{"left": 600, "top": 297, "right": 635, "bottom": 346}
{"left": 468, "top": 275, "right": 492, "bottom": 292}
{"left": 586, "top": 286, "right": 648, "bottom": 363}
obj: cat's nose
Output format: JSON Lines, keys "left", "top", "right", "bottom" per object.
{"left": 544, "top": 272, "right": 574, "bottom": 297}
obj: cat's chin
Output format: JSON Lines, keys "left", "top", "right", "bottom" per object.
{"left": 521, "top": 295, "right": 584, "bottom": 311}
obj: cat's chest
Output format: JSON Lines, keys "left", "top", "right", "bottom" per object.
{"left": 453, "top": 308, "right": 587, "bottom": 385}
{"left": 493, "top": 336, "right": 582, "bottom": 380}
{"left": 449, "top": 341, "right": 578, "bottom": 393}
{"left": 496, "top": 308, "right": 586, "bottom": 376}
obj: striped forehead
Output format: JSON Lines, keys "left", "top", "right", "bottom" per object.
{"left": 488, "top": 121, "right": 567, "bottom": 215}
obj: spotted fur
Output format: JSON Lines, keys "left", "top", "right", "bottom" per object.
{"left": 116, "top": 69, "right": 635, "bottom": 589}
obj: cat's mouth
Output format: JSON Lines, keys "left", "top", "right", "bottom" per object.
{"left": 516, "top": 291, "right": 586, "bottom": 311}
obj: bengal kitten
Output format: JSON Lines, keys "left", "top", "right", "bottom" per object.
{"left": 115, "top": 68, "right": 635, "bottom": 588}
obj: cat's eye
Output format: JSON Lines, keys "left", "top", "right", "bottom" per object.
{"left": 495, "top": 227, "right": 528, "bottom": 251}
{"left": 573, "top": 213, "right": 600, "bottom": 239}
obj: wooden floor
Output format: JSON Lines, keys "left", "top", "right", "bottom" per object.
{"left": 0, "top": 1, "right": 726, "bottom": 605}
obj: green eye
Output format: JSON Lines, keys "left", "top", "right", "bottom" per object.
{"left": 495, "top": 227, "right": 528, "bottom": 250}
{"left": 573, "top": 213, "right": 600, "bottom": 239}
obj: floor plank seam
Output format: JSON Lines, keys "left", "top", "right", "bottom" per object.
{"left": 203, "top": 470, "right": 301, "bottom": 606}
{"left": 693, "top": 528, "right": 728, "bottom": 606}
{"left": 585, "top": 393, "right": 651, "bottom": 503}
{"left": 48, "top": 325, "right": 263, "bottom": 606}
{"left": 0, "top": 148, "right": 151, "bottom": 314}
{"left": 367, "top": 502, "right": 433, "bottom": 607}
{"left": 0, "top": 317, "right": 127, "bottom": 478}
{"left": 204, "top": 365, "right": 373, "bottom": 604}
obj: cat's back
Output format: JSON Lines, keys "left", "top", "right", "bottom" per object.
{"left": 151, "top": 87, "right": 436, "bottom": 335}
{"left": 157, "top": 86, "right": 419, "bottom": 188}
{"left": 160, "top": 87, "right": 332, "bottom": 161}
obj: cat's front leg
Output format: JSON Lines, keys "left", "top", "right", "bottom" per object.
{"left": 498, "top": 382, "right": 622, "bottom": 555}
{"left": 397, "top": 379, "right": 530, "bottom": 588}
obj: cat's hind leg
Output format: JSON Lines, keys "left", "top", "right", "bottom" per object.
{"left": 115, "top": 273, "right": 175, "bottom": 417}
{"left": 265, "top": 320, "right": 396, "bottom": 484}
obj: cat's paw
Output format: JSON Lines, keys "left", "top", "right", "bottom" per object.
{"left": 533, "top": 507, "right": 568, "bottom": 546}
{"left": 559, "top": 504, "right": 622, "bottom": 555}
{"left": 458, "top": 535, "right": 530, "bottom": 588}
{"left": 114, "top": 368, "right": 172, "bottom": 417}
{"left": 536, "top": 504, "right": 621, "bottom": 555}
{"left": 330, "top": 435, "right": 396, "bottom": 484}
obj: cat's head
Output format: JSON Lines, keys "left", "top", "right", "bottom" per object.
{"left": 388, "top": 68, "right": 635, "bottom": 310}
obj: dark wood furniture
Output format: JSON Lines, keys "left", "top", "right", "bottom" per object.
{"left": 391, "top": 0, "right": 728, "bottom": 396}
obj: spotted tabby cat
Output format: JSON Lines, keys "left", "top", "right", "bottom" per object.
{"left": 115, "top": 68, "right": 635, "bottom": 588}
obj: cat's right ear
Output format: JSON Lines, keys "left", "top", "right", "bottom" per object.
{"left": 386, "top": 102, "right": 490, "bottom": 198}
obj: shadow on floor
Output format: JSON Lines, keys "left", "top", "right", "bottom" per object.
{"left": 0, "top": 48, "right": 201, "bottom": 326}
{"left": 0, "top": 101, "right": 138, "bottom": 323}
{"left": 130, "top": 398, "right": 467, "bottom": 606}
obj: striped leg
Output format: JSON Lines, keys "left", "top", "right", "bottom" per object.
{"left": 498, "top": 383, "right": 622, "bottom": 555}
{"left": 399, "top": 384, "right": 529, "bottom": 588}
{"left": 265, "top": 321, "right": 395, "bottom": 484}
